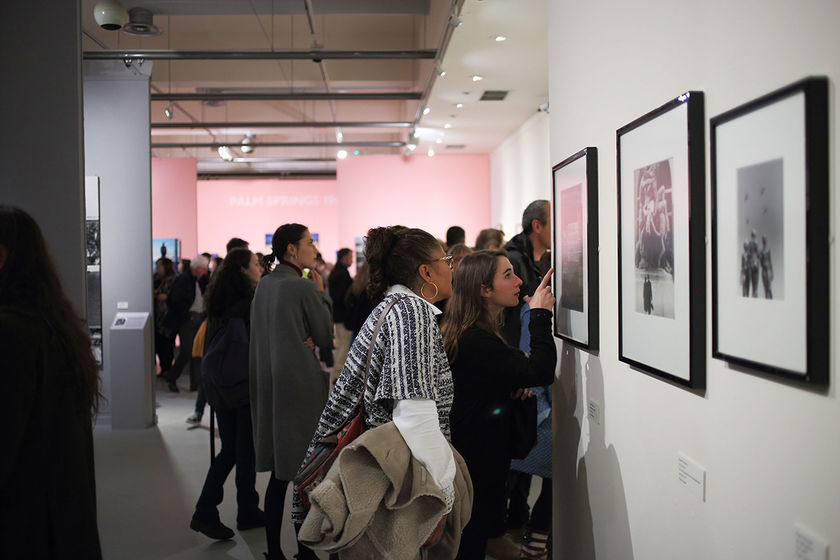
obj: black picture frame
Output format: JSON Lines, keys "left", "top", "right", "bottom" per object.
{"left": 710, "top": 77, "right": 829, "bottom": 385}
{"left": 551, "top": 147, "right": 599, "bottom": 350}
{"left": 616, "top": 92, "right": 706, "bottom": 389}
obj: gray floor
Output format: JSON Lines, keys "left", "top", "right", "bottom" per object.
{"left": 94, "top": 376, "right": 325, "bottom": 560}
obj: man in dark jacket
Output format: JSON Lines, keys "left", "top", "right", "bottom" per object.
{"left": 501, "top": 200, "right": 552, "bottom": 348}
{"left": 164, "top": 254, "right": 209, "bottom": 392}
{"left": 328, "top": 248, "right": 353, "bottom": 374}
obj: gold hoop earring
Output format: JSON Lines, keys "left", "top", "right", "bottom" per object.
{"left": 420, "top": 281, "right": 439, "bottom": 301}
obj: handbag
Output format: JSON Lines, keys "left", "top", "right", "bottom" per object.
{"left": 294, "top": 297, "right": 400, "bottom": 508}
{"left": 508, "top": 393, "right": 538, "bottom": 460}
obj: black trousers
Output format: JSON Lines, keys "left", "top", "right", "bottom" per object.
{"left": 168, "top": 313, "right": 202, "bottom": 384}
{"left": 154, "top": 330, "right": 175, "bottom": 373}
{"left": 193, "top": 405, "right": 259, "bottom": 522}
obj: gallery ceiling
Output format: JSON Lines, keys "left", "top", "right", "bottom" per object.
{"left": 81, "top": 0, "right": 547, "bottom": 177}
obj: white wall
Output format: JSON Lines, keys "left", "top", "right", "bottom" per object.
{"left": 490, "top": 111, "right": 550, "bottom": 238}
{"left": 84, "top": 61, "right": 153, "bottom": 422}
{"left": 549, "top": 1, "right": 839, "bottom": 559}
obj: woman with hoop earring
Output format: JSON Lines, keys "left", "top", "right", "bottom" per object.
{"left": 292, "top": 226, "right": 458, "bottom": 553}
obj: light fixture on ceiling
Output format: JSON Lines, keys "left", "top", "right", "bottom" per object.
{"left": 455, "top": 103, "right": 464, "bottom": 109}
{"left": 241, "top": 134, "right": 256, "bottom": 154}
{"left": 427, "top": 148, "right": 435, "bottom": 157}
{"left": 423, "top": 107, "right": 431, "bottom": 116}
{"left": 407, "top": 143, "right": 417, "bottom": 151}
{"left": 494, "top": 35, "right": 507, "bottom": 42}
{"left": 93, "top": 0, "right": 128, "bottom": 30}
{"left": 352, "top": 150, "right": 360, "bottom": 156}
{"left": 435, "top": 137, "right": 443, "bottom": 144}
{"left": 471, "top": 75, "right": 484, "bottom": 82}
{"left": 412, "top": 130, "right": 421, "bottom": 139}
{"left": 335, "top": 129, "right": 343, "bottom": 143}
{"left": 444, "top": 123, "right": 452, "bottom": 129}
{"left": 449, "top": 15, "right": 463, "bottom": 28}
{"left": 217, "top": 146, "right": 234, "bottom": 161}
{"left": 122, "top": 7, "right": 161, "bottom": 36}
{"left": 438, "top": 68, "right": 447, "bottom": 78}
{"left": 163, "top": 104, "right": 173, "bottom": 119}
{"left": 336, "top": 149, "right": 348, "bottom": 160}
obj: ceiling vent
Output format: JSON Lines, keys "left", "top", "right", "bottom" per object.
{"left": 122, "top": 8, "right": 161, "bottom": 36}
{"left": 480, "top": 90, "right": 508, "bottom": 101}
{"left": 445, "top": 144, "right": 465, "bottom": 150}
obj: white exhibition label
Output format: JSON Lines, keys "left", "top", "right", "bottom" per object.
{"left": 794, "top": 524, "right": 829, "bottom": 560}
{"left": 677, "top": 453, "right": 705, "bottom": 501}
{"left": 112, "top": 312, "right": 149, "bottom": 330}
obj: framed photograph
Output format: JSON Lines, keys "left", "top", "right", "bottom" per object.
{"left": 152, "top": 238, "right": 180, "bottom": 272}
{"left": 711, "top": 77, "right": 829, "bottom": 384}
{"left": 617, "top": 92, "right": 706, "bottom": 388}
{"left": 552, "top": 147, "right": 599, "bottom": 350}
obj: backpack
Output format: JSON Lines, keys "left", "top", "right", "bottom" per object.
{"left": 200, "top": 317, "right": 250, "bottom": 409}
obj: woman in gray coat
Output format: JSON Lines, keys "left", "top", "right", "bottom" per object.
{"left": 250, "top": 223, "right": 334, "bottom": 560}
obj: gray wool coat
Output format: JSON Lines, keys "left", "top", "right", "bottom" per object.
{"left": 249, "top": 263, "right": 334, "bottom": 480}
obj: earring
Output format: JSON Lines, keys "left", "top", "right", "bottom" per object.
{"left": 420, "top": 281, "right": 439, "bottom": 301}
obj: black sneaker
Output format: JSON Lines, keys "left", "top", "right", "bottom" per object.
{"left": 190, "top": 517, "right": 234, "bottom": 540}
{"left": 237, "top": 509, "right": 265, "bottom": 530}
{"left": 168, "top": 381, "right": 180, "bottom": 393}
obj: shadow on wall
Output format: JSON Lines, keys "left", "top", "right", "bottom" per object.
{"left": 553, "top": 345, "right": 634, "bottom": 559}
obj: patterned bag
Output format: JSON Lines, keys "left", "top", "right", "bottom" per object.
{"left": 294, "top": 298, "right": 400, "bottom": 507}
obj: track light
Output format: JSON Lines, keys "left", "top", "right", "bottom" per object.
{"left": 337, "top": 149, "right": 348, "bottom": 159}
{"left": 163, "top": 105, "right": 173, "bottom": 119}
{"left": 471, "top": 75, "right": 484, "bottom": 82}
{"left": 217, "top": 146, "right": 233, "bottom": 161}
{"left": 427, "top": 149, "right": 435, "bottom": 157}
{"left": 423, "top": 107, "right": 431, "bottom": 115}
{"left": 444, "top": 123, "right": 452, "bottom": 129}
{"left": 241, "top": 134, "right": 255, "bottom": 154}
{"left": 449, "top": 15, "right": 463, "bottom": 28}
{"left": 407, "top": 143, "right": 417, "bottom": 151}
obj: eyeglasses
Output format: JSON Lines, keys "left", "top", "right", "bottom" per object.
{"left": 431, "top": 255, "right": 455, "bottom": 270}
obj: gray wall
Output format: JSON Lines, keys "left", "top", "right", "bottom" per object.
{"left": 83, "top": 61, "right": 154, "bottom": 418}
{"left": 0, "top": 1, "right": 86, "bottom": 313}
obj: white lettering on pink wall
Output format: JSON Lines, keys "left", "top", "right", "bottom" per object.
{"left": 228, "top": 195, "right": 338, "bottom": 208}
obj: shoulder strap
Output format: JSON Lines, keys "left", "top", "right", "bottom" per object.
{"left": 358, "top": 296, "right": 401, "bottom": 414}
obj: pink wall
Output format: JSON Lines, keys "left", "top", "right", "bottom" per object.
{"left": 196, "top": 179, "right": 340, "bottom": 260}
{"left": 336, "top": 155, "right": 490, "bottom": 252}
{"left": 151, "top": 158, "right": 198, "bottom": 258}
{"left": 153, "top": 154, "right": 490, "bottom": 265}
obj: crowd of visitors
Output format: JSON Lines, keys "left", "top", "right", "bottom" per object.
{"left": 4, "top": 197, "right": 559, "bottom": 560}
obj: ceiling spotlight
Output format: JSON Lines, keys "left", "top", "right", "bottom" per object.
{"left": 494, "top": 35, "right": 507, "bottom": 42}
{"left": 438, "top": 68, "right": 447, "bottom": 78}
{"left": 335, "top": 129, "right": 343, "bottom": 144}
{"left": 241, "top": 133, "right": 255, "bottom": 154}
{"left": 412, "top": 130, "right": 421, "bottom": 139}
{"left": 337, "top": 149, "right": 348, "bottom": 160}
{"left": 163, "top": 105, "right": 173, "bottom": 119}
{"left": 423, "top": 107, "right": 431, "bottom": 116}
{"left": 407, "top": 143, "right": 417, "bottom": 151}
{"left": 435, "top": 137, "right": 443, "bottom": 144}
{"left": 427, "top": 149, "right": 436, "bottom": 157}
{"left": 444, "top": 123, "right": 452, "bottom": 129}
{"left": 450, "top": 15, "right": 463, "bottom": 28}
{"left": 471, "top": 75, "right": 484, "bottom": 82}
{"left": 455, "top": 103, "right": 464, "bottom": 109}
{"left": 217, "top": 146, "right": 234, "bottom": 161}
{"left": 93, "top": 0, "right": 128, "bottom": 30}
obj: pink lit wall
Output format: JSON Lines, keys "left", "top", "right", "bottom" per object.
{"left": 151, "top": 158, "right": 198, "bottom": 258}
{"left": 196, "top": 179, "right": 340, "bottom": 260}
{"left": 152, "top": 154, "right": 490, "bottom": 265}
{"left": 336, "top": 155, "right": 490, "bottom": 249}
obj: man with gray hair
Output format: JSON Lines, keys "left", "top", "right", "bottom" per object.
{"left": 164, "top": 254, "right": 210, "bottom": 392}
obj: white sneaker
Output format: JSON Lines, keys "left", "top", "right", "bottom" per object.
{"left": 185, "top": 413, "right": 202, "bottom": 425}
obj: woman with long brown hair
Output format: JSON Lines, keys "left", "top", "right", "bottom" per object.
{"left": 440, "top": 250, "right": 556, "bottom": 559}
{"left": 0, "top": 205, "right": 102, "bottom": 558}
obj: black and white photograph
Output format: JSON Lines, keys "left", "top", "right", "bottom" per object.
{"left": 560, "top": 183, "right": 584, "bottom": 312}
{"left": 711, "top": 77, "right": 829, "bottom": 384}
{"left": 617, "top": 91, "right": 705, "bottom": 389}
{"left": 736, "top": 158, "right": 784, "bottom": 300}
{"left": 552, "top": 147, "right": 599, "bottom": 350}
{"left": 86, "top": 220, "right": 101, "bottom": 266}
{"left": 633, "top": 158, "right": 675, "bottom": 318}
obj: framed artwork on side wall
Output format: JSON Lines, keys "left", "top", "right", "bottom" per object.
{"left": 711, "top": 77, "right": 829, "bottom": 385}
{"left": 552, "top": 147, "right": 599, "bottom": 350}
{"left": 617, "top": 92, "right": 706, "bottom": 389}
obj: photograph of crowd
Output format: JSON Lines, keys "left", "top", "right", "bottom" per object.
{"left": 737, "top": 158, "right": 784, "bottom": 300}
{"left": 633, "top": 158, "right": 675, "bottom": 318}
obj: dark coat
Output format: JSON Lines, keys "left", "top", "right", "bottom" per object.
{"left": 502, "top": 232, "right": 547, "bottom": 347}
{"left": 164, "top": 267, "right": 202, "bottom": 331}
{"left": 449, "top": 309, "right": 556, "bottom": 533}
{"left": 0, "top": 306, "right": 102, "bottom": 559}
{"left": 327, "top": 262, "right": 352, "bottom": 324}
